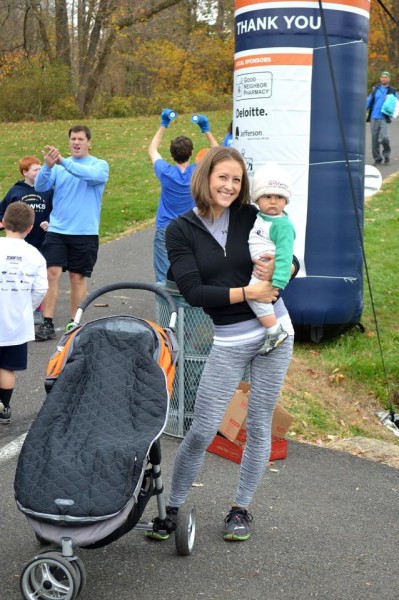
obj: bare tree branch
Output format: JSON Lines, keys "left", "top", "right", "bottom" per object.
{"left": 27, "top": 0, "right": 55, "bottom": 62}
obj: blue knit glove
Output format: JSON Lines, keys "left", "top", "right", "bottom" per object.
{"left": 192, "top": 114, "right": 210, "bottom": 133}
{"left": 160, "top": 108, "right": 177, "bottom": 128}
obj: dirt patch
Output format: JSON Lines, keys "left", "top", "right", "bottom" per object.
{"left": 280, "top": 353, "right": 399, "bottom": 468}
{"left": 327, "top": 437, "right": 399, "bottom": 469}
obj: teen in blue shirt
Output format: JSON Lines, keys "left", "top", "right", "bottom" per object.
{"left": 148, "top": 110, "right": 218, "bottom": 284}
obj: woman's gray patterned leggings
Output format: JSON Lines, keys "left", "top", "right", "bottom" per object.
{"left": 168, "top": 335, "right": 294, "bottom": 508}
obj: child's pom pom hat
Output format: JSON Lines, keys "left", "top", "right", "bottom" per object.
{"left": 251, "top": 162, "right": 292, "bottom": 203}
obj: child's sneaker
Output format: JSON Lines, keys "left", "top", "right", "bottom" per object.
{"left": 258, "top": 324, "right": 288, "bottom": 355}
{"left": 145, "top": 506, "right": 179, "bottom": 540}
{"left": 0, "top": 406, "right": 11, "bottom": 425}
{"left": 35, "top": 321, "right": 56, "bottom": 341}
{"left": 223, "top": 507, "right": 253, "bottom": 541}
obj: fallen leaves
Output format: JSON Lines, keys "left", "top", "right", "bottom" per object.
{"left": 306, "top": 368, "right": 320, "bottom": 379}
{"left": 328, "top": 368, "right": 345, "bottom": 385}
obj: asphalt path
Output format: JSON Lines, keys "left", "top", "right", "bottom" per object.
{"left": 1, "top": 122, "right": 398, "bottom": 600}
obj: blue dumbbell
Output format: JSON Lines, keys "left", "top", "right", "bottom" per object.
{"left": 191, "top": 114, "right": 210, "bottom": 132}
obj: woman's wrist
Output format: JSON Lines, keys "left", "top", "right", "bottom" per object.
{"left": 229, "top": 286, "right": 249, "bottom": 304}
{"left": 243, "top": 284, "right": 256, "bottom": 301}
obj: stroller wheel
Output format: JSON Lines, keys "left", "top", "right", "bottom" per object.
{"left": 175, "top": 504, "right": 196, "bottom": 556}
{"left": 20, "top": 551, "right": 79, "bottom": 600}
{"left": 70, "top": 556, "right": 87, "bottom": 596}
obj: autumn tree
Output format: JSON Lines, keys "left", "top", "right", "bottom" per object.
{"left": 368, "top": 0, "right": 399, "bottom": 84}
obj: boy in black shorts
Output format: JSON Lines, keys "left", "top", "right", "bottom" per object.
{"left": 0, "top": 203, "right": 48, "bottom": 423}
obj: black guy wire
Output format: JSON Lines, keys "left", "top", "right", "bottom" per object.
{"left": 317, "top": 0, "right": 393, "bottom": 410}
{"left": 374, "top": 0, "right": 398, "bottom": 26}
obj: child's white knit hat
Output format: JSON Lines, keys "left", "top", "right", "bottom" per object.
{"left": 251, "top": 162, "right": 292, "bottom": 203}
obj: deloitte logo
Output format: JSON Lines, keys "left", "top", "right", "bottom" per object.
{"left": 236, "top": 107, "right": 267, "bottom": 118}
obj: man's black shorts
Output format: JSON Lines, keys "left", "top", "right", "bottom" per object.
{"left": 41, "top": 233, "right": 99, "bottom": 278}
{"left": 0, "top": 343, "right": 28, "bottom": 371}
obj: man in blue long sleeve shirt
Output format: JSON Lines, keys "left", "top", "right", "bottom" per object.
{"left": 366, "top": 71, "right": 398, "bottom": 165}
{"left": 34, "top": 125, "right": 109, "bottom": 340}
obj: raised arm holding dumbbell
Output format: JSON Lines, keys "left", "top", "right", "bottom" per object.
{"left": 148, "top": 108, "right": 219, "bottom": 284}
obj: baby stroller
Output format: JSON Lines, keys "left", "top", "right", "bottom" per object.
{"left": 14, "top": 282, "right": 196, "bottom": 600}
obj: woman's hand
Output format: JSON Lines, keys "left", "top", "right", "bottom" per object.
{"left": 246, "top": 279, "right": 279, "bottom": 304}
{"left": 253, "top": 253, "right": 275, "bottom": 281}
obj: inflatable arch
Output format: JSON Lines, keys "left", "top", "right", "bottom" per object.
{"left": 233, "top": 0, "right": 370, "bottom": 341}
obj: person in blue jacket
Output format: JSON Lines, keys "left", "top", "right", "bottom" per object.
{"left": 148, "top": 109, "right": 218, "bottom": 284}
{"left": 366, "top": 71, "right": 399, "bottom": 165}
{"left": 34, "top": 125, "right": 109, "bottom": 340}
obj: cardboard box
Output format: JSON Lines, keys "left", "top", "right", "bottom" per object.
{"left": 207, "top": 382, "right": 293, "bottom": 463}
{"left": 207, "top": 434, "right": 288, "bottom": 464}
{"left": 218, "top": 382, "right": 293, "bottom": 445}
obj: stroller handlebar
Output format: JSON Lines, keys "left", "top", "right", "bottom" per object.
{"left": 76, "top": 282, "right": 177, "bottom": 328}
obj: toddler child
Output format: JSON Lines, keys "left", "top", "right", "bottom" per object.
{"left": 248, "top": 162, "right": 296, "bottom": 355}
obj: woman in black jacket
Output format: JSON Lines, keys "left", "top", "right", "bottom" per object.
{"left": 163, "top": 146, "right": 298, "bottom": 541}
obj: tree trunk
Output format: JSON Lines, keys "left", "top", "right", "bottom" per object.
{"left": 28, "top": 0, "right": 55, "bottom": 63}
{"left": 76, "top": 0, "right": 113, "bottom": 112}
{"left": 215, "top": 0, "right": 226, "bottom": 39}
{"left": 55, "top": 0, "right": 71, "bottom": 66}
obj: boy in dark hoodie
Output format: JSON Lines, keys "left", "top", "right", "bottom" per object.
{"left": 0, "top": 156, "right": 53, "bottom": 250}
{"left": 0, "top": 156, "right": 53, "bottom": 326}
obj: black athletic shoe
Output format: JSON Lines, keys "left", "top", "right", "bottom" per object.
{"left": 374, "top": 159, "right": 382, "bottom": 165}
{"left": 35, "top": 322, "right": 56, "bottom": 341}
{"left": 384, "top": 158, "right": 390, "bottom": 164}
{"left": 223, "top": 507, "right": 253, "bottom": 541}
{"left": 0, "top": 406, "right": 11, "bottom": 425}
{"left": 145, "top": 506, "right": 179, "bottom": 540}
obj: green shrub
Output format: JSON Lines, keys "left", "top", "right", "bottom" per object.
{"left": 104, "top": 96, "right": 133, "bottom": 118}
{"left": 0, "top": 61, "right": 72, "bottom": 122}
{"left": 50, "top": 96, "right": 82, "bottom": 120}
{"left": 130, "top": 96, "right": 160, "bottom": 117}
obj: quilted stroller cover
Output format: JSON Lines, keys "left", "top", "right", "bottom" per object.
{"left": 14, "top": 316, "right": 169, "bottom": 524}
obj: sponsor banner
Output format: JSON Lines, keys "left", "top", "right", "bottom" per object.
{"left": 233, "top": 50, "right": 312, "bottom": 273}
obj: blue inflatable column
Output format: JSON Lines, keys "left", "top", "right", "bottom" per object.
{"left": 233, "top": 0, "right": 370, "bottom": 341}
